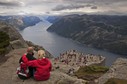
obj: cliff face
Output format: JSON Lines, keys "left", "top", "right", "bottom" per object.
{"left": 46, "top": 15, "right": 61, "bottom": 23}
{"left": 47, "top": 14, "right": 127, "bottom": 55}
{"left": 98, "top": 58, "right": 127, "bottom": 84}
{"left": 0, "top": 21, "right": 28, "bottom": 54}
{"left": 0, "top": 21, "right": 52, "bottom": 60}
{"left": 0, "top": 48, "right": 86, "bottom": 84}
{"left": 0, "top": 16, "right": 41, "bottom": 30}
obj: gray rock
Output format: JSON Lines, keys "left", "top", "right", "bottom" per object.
{"left": 0, "top": 48, "right": 86, "bottom": 84}
{"left": 0, "top": 21, "right": 28, "bottom": 50}
{"left": 10, "top": 40, "right": 27, "bottom": 49}
{"left": 98, "top": 58, "right": 127, "bottom": 84}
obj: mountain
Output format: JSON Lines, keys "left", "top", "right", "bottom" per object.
{"left": 46, "top": 15, "right": 62, "bottom": 23}
{"left": 0, "top": 19, "right": 127, "bottom": 84}
{"left": 0, "top": 16, "right": 42, "bottom": 30}
{"left": 0, "top": 21, "right": 52, "bottom": 61}
{"left": 0, "top": 21, "right": 27, "bottom": 61}
{"left": 47, "top": 14, "right": 127, "bottom": 55}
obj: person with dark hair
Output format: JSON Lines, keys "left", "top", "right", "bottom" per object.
{"left": 19, "top": 47, "right": 36, "bottom": 78}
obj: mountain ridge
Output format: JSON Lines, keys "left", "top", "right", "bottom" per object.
{"left": 0, "top": 15, "right": 42, "bottom": 30}
{"left": 47, "top": 14, "right": 127, "bottom": 56}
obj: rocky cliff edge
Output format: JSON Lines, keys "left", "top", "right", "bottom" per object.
{"left": 0, "top": 48, "right": 86, "bottom": 84}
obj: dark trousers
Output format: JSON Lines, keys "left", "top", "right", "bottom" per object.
{"left": 28, "top": 67, "right": 36, "bottom": 77}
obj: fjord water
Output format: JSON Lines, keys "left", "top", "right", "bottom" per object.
{"left": 20, "top": 20, "right": 123, "bottom": 66}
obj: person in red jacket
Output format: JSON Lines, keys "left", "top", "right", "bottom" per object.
{"left": 18, "top": 47, "right": 36, "bottom": 79}
{"left": 26, "top": 50, "right": 52, "bottom": 81}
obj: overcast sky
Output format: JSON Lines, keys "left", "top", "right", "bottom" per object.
{"left": 0, "top": 0, "right": 127, "bottom": 15}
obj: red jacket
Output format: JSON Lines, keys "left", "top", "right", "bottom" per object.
{"left": 26, "top": 58, "right": 52, "bottom": 81}
{"left": 22, "top": 54, "right": 28, "bottom": 63}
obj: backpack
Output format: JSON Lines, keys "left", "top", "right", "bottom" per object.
{"left": 17, "top": 54, "right": 30, "bottom": 80}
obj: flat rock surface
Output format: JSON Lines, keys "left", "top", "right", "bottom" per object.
{"left": 0, "top": 48, "right": 85, "bottom": 84}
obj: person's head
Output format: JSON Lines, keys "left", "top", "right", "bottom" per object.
{"left": 37, "top": 50, "right": 46, "bottom": 59}
{"left": 27, "top": 47, "right": 34, "bottom": 55}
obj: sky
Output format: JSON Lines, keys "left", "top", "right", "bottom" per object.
{"left": 0, "top": 0, "right": 127, "bottom": 15}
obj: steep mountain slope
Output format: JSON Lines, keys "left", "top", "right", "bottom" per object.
{"left": 46, "top": 15, "right": 62, "bottom": 23}
{"left": 0, "top": 16, "right": 42, "bottom": 30}
{"left": 47, "top": 14, "right": 127, "bottom": 55}
{"left": 0, "top": 21, "right": 28, "bottom": 59}
{"left": 0, "top": 21, "right": 52, "bottom": 61}
{"left": 0, "top": 31, "right": 9, "bottom": 57}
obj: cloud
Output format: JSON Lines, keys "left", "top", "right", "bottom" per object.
{"left": 91, "top": 6, "right": 97, "bottom": 9}
{"left": 0, "top": 0, "right": 127, "bottom": 15}
{"left": 52, "top": 4, "right": 86, "bottom": 11}
{"left": 62, "top": 0, "right": 127, "bottom": 4}
{"left": 0, "top": 1, "right": 22, "bottom": 7}
{"left": 52, "top": 4, "right": 98, "bottom": 11}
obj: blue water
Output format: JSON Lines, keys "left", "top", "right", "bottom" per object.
{"left": 19, "top": 20, "right": 123, "bottom": 66}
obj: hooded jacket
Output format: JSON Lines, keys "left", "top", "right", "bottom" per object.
{"left": 26, "top": 58, "right": 52, "bottom": 81}
{"left": 19, "top": 53, "right": 36, "bottom": 77}
{"left": 19, "top": 53, "right": 36, "bottom": 63}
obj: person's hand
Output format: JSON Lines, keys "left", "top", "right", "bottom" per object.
{"left": 21, "top": 62, "right": 27, "bottom": 68}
